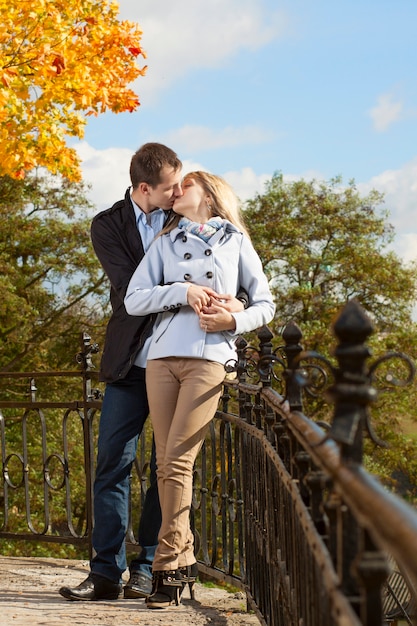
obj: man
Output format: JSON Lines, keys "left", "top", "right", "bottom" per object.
{"left": 59, "top": 143, "right": 183, "bottom": 601}
{"left": 59, "top": 143, "right": 246, "bottom": 602}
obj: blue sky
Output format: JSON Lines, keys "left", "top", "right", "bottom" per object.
{"left": 75, "top": 0, "right": 417, "bottom": 265}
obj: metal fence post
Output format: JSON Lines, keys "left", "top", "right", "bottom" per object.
{"left": 325, "top": 300, "right": 386, "bottom": 622}
{"left": 326, "top": 299, "right": 377, "bottom": 464}
{"left": 76, "top": 332, "right": 100, "bottom": 558}
{"left": 282, "top": 320, "right": 304, "bottom": 413}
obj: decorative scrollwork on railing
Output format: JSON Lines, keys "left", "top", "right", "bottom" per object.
{"left": 75, "top": 332, "right": 100, "bottom": 371}
{"left": 368, "top": 351, "right": 416, "bottom": 391}
{"left": 44, "top": 453, "right": 68, "bottom": 491}
{"left": 3, "top": 452, "right": 25, "bottom": 489}
{"left": 224, "top": 329, "right": 286, "bottom": 386}
{"left": 226, "top": 324, "right": 333, "bottom": 412}
{"left": 257, "top": 351, "right": 286, "bottom": 385}
{"left": 224, "top": 345, "right": 264, "bottom": 383}
{"left": 290, "top": 352, "right": 333, "bottom": 398}
{"left": 226, "top": 302, "right": 416, "bottom": 461}
{"left": 315, "top": 301, "right": 416, "bottom": 460}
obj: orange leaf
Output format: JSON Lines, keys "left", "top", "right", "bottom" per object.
{"left": 128, "top": 46, "right": 142, "bottom": 57}
{"left": 52, "top": 55, "right": 66, "bottom": 75}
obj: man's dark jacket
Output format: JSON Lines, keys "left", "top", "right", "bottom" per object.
{"left": 91, "top": 189, "right": 163, "bottom": 383}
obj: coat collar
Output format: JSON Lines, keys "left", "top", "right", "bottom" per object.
{"left": 168, "top": 219, "right": 240, "bottom": 242}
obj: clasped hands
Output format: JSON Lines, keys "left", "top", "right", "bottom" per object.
{"left": 186, "top": 284, "right": 243, "bottom": 332}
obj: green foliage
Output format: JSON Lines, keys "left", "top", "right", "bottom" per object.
{"left": 0, "top": 539, "right": 89, "bottom": 559}
{"left": 244, "top": 172, "right": 417, "bottom": 350}
{"left": 0, "top": 173, "right": 109, "bottom": 371}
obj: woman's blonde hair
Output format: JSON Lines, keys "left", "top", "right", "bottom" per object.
{"left": 159, "top": 171, "right": 250, "bottom": 238}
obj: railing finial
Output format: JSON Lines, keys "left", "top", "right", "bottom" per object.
{"left": 326, "top": 299, "right": 377, "bottom": 462}
{"left": 282, "top": 320, "right": 304, "bottom": 412}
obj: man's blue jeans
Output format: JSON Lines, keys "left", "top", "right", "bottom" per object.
{"left": 91, "top": 365, "right": 161, "bottom": 583}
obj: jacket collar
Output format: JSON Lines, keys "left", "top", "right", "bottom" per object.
{"left": 168, "top": 219, "right": 240, "bottom": 242}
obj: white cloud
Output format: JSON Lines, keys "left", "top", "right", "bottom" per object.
{"left": 76, "top": 142, "right": 132, "bottom": 213}
{"left": 223, "top": 167, "right": 271, "bottom": 202}
{"left": 117, "top": 0, "right": 288, "bottom": 102}
{"left": 393, "top": 233, "right": 417, "bottom": 265}
{"left": 369, "top": 92, "right": 403, "bottom": 132}
{"left": 162, "top": 124, "right": 273, "bottom": 153}
{"left": 359, "top": 158, "right": 417, "bottom": 236}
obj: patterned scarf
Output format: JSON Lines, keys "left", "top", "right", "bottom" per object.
{"left": 178, "top": 217, "right": 223, "bottom": 242}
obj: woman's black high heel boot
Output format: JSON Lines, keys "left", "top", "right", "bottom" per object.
{"left": 146, "top": 570, "right": 183, "bottom": 609}
{"left": 179, "top": 562, "right": 198, "bottom": 600}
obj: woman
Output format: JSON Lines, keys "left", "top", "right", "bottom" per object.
{"left": 124, "top": 171, "right": 275, "bottom": 609}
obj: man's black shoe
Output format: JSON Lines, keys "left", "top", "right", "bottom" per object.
{"left": 59, "top": 573, "right": 122, "bottom": 601}
{"left": 124, "top": 571, "right": 152, "bottom": 598}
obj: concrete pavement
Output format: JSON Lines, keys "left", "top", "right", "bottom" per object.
{"left": 0, "top": 556, "right": 260, "bottom": 626}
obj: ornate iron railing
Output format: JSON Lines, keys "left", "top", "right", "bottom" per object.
{"left": 1, "top": 300, "right": 417, "bottom": 625}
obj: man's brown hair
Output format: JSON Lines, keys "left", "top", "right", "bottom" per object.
{"left": 130, "top": 143, "right": 182, "bottom": 189}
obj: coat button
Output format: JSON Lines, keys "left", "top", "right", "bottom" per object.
{"left": 206, "top": 271, "right": 213, "bottom": 279}
{"left": 163, "top": 305, "right": 169, "bottom": 310}
{"left": 182, "top": 235, "right": 187, "bottom": 242}
{"left": 205, "top": 249, "right": 212, "bottom": 256}
{"left": 184, "top": 273, "right": 191, "bottom": 280}
{"left": 184, "top": 252, "right": 192, "bottom": 259}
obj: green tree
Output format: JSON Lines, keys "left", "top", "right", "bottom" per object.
{"left": 244, "top": 172, "right": 417, "bottom": 351}
{"left": 0, "top": 173, "right": 108, "bottom": 372}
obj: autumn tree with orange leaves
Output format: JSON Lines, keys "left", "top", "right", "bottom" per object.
{"left": 0, "top": 0, "right": 146, "bottom": 180}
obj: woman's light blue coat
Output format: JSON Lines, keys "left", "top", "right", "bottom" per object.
{"left": 124, "top": 220, "right": 275, "bottom": 365}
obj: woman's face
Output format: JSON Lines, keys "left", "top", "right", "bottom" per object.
{"left": 172, "top": 176, "right": 210, "bottom": 221}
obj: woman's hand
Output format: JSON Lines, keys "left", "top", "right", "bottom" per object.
{"left": 187, "top": 287, "right": 243, "bottom": 331}
{"left": 203, "top": 293, "right": 244, "bottom": 314}
{"left": 186, "top": 285, "right": 219, "bottom": 314}
{"left": 199, "top": 301, "right": 236, "bottom": 332}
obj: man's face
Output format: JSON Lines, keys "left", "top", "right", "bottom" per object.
{"left": 147, "top": 166, "right": 183, "bottom": 210}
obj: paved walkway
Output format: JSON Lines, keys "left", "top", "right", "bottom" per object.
{"left": 0, "top": 556, "right": 260, "bottom": 626}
